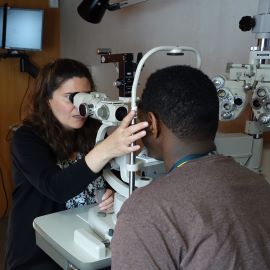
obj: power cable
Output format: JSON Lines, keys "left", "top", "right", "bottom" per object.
{"left": 0, "top": 166, "right": 8, "bottom": 218}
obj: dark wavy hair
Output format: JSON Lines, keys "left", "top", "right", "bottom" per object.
{"left": 139, "top": 65, "right": 219, "bottom": 141}
{"left": 23, "top": 58, "right": 101, "bottom": 160}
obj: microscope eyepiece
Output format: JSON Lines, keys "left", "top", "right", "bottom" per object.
{"left": 115, "top": 107, "right": 128, "bottom": 121}
{"left": 69, "top": 92, "right": 79, "bottom": 103}
{"left": 79, "top": 103, "right": 88, "bottom": 117}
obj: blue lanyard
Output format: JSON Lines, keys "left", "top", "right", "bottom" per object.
{"left": 168, "top": 152, "right": 210, "bottom": 173}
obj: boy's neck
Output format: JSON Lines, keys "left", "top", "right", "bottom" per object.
{"left": 163, "top": 139, "right": 216, "bottom": 172}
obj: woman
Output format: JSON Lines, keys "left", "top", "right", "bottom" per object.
{"left": 5, "top": 59, "right": 148, "bottom": 270}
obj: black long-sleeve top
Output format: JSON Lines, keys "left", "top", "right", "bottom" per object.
{"left": 5, "top": 125, "right": 100, "bottom": 270}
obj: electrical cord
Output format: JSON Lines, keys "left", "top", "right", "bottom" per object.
{"left": 19, "top": 73, "right": 31, "bottom": 121}
{"left": 2, "top": 68, "right": 31, "bottom": 218}
{"left": 0, "top": 166, "right": 8, "bottom": 218}
{"left": 5, "top": 74, "right": 30, "bottom": 142}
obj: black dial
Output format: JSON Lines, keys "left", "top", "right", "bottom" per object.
{"left": 239, "top": 16, "right": 256, "bottom": 32}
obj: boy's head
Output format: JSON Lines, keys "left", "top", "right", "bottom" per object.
{"left": 138, "top": 65, "right": 219, "bottom": 159}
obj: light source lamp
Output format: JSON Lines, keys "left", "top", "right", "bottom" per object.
{"left": 77, "top": 0, "right": 110, "bottom": 24}
{"left": 77, "top": 0, "right": 148, "bottom": 23}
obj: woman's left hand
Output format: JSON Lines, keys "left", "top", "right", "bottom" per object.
{"left": 98, "top": 189, "right": 114, "bottom": 212}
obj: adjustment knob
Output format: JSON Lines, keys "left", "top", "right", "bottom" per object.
{"left": 113, "top": 80, "right": 123, "bottom": 87}
{"left": 239, "top": 16, "right": 256, "bottom": 32}
{"left": 234, "top": 98, "right": 243, "bottom": 106}
{"left": 108, "top": 228, "right": 114, "bottom": 237}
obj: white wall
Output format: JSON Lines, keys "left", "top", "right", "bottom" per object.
{"left": 60, "top": 0, "right": 259, "bottom": 97}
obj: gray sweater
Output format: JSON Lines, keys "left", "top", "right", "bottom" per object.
{"left": 112, "top": 155, "right": 270, "bottom": 270}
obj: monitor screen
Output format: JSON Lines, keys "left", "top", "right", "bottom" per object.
{"left": 0, "top": 8, "right": 3, "bottom": 48}
{"left": 5, "top": 8, "right": 44, "bottom": 51}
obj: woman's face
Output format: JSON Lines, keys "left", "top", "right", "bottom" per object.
{"left": 49, "top": 77, "right": 91, "bottom": 130}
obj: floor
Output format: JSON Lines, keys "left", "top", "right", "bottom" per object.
{"left": 0, "top": 217, "right": 8, "bottom": 270}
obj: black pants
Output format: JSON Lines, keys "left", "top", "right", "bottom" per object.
{"left": 5, "top": 259, "right": 62, "bottom": 270}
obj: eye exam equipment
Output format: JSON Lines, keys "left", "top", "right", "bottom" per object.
{"left": 97, "top": 48, "right": 143, "bottom": 97}
{"left": 212, "top": 0, "right": 270, "bottom": 173}
{"left": 69, "top": 91, "right": 128, "bottom": 124}
{"left": 77, "top": 0, "right": 149, "bottom": 24}
{"left": 33, "top": 45, "right": 202, "bottom": 270}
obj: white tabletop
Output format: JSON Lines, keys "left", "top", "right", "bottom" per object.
{"left": 33, "top": 204, "right": 111, "bottom": 270}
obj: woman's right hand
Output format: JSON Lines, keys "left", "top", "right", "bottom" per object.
{"left": 85, "top": 110, "right": 148, "bottom": 173}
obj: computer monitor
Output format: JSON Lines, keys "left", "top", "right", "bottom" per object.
{"left": 5, "top": 8, "right": 44, "bottom": 51}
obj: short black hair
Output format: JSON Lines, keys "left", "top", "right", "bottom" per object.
{"left": 139, "top": 65, "right": 219, "bottom": 141}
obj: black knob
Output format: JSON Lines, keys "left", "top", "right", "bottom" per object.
{"left": 108, "top": 228, "right": 114, "bottom": 236}
{"left": 239, "top": 16, "right": 256, "bottom": 32}
{"left": 252, "top": 99, "right": 261, "bottom": 109}
{"left": 79, "top": 104, "right": 88, "bottom": 117}
{"left": 234, "top": 98, "right": 243, "bottom": 106}
{"left": 115, "top": 107, "right": 128, "bottom": 121}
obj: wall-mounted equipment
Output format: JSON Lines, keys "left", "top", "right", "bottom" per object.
{"left": 97, "top": 48, "right": 143, "bottom": 97}
{"left": 5, "top": 8, "right": 44, "bottom": 51}
{"left": 0, "top": 5, "right": 44, "bottom": 51}
{"left": 77, "top": 0, "right": 148, "bottom": 23}
{"left": 0, "top": 4, "right": 44, "bottom": 77}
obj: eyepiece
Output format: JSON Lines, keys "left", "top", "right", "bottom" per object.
{"left": 69, "top": 92, "right": 79, "bottom": 103}
{"left": 79, "top": 103, "right": 88, "bottom": 117}
{"left": 115, "top": 107, "right": 128, "bottom": 121}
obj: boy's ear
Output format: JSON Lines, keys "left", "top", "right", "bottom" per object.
{"left": 147, "top": 112, "right": 160, "bottom": 138}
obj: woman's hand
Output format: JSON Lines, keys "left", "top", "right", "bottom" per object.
{"left": 102, "top": 110, "right": 148, "bottom": 157}
{"left": 98, "top": 189, "right": 114, "bottom": 212}
{"left": 85, "top": 110, "right": 148, "bottom": 173}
